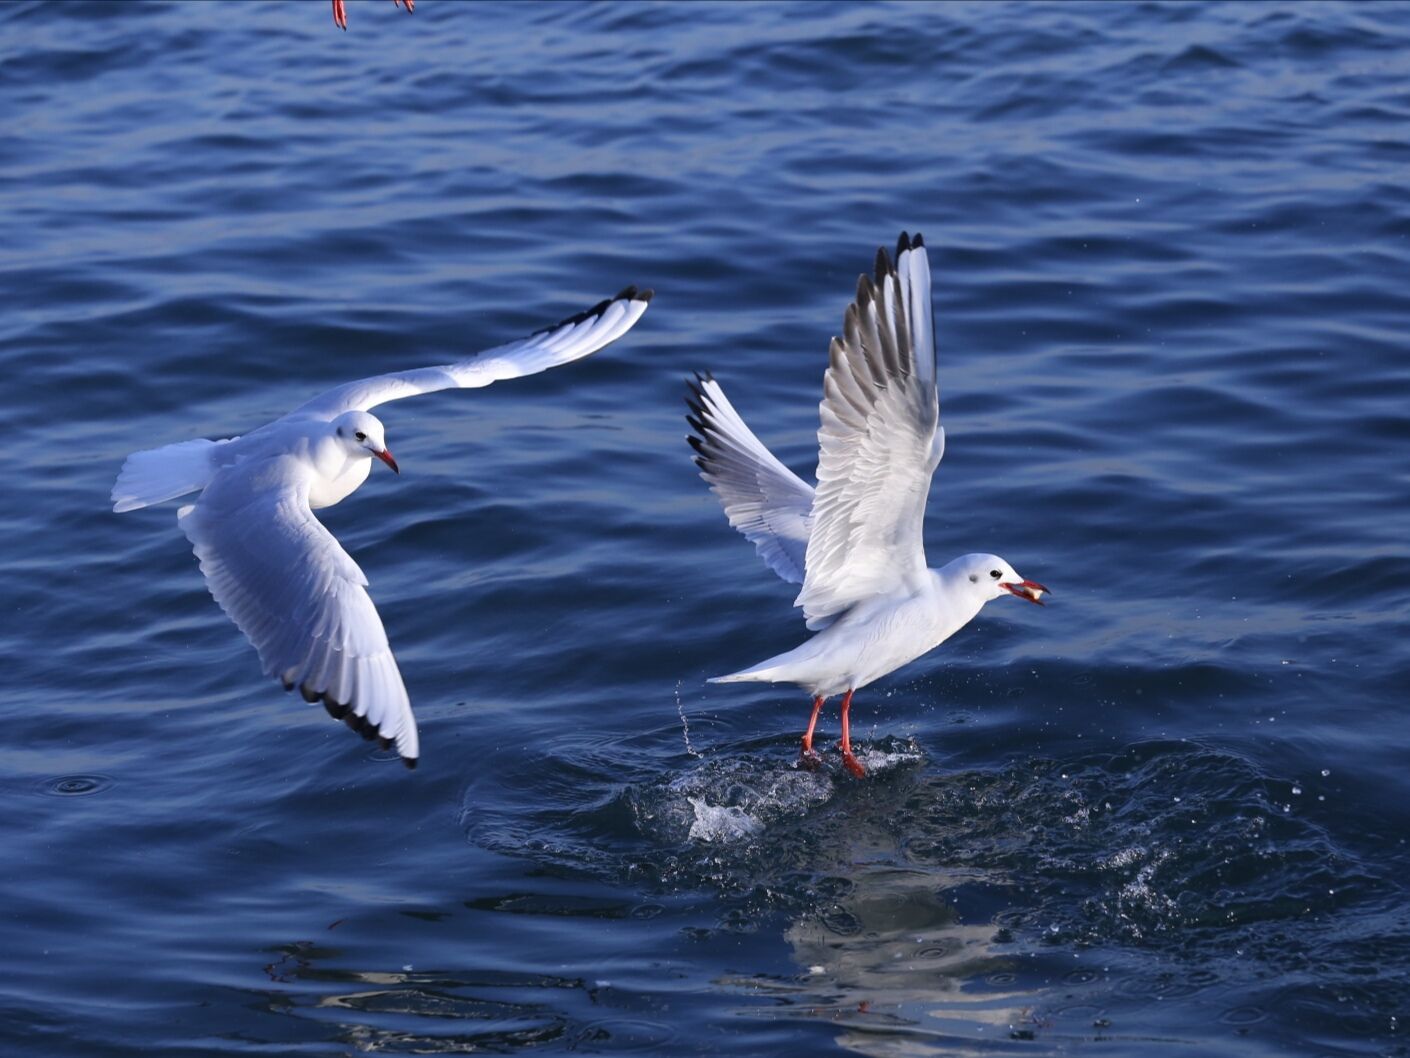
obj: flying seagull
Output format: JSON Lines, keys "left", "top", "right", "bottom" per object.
{"left": 687, "top": 233, "right": 1047, "bottom": 778}
{"left": 114, "top": 286, "right": 652, "bottom": 768}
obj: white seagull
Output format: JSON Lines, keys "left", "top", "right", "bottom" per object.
{"left": 113, "top": 286, "right": 652, "bottom": 769}
{"left": 687, "top": 233, "right": 1047, "bottom": 778}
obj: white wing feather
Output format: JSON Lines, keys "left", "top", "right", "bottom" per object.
{"left": 687, "top": 373, "right": 814, "bottom": 584}
{"left": 284, "top": 287, "right": 652, "bottom": 421}
{"left": 179, "top": 458, "right": 419, "bottom": 765}
{"left": 796, "top": 234, "right": 942, "bottom": 630}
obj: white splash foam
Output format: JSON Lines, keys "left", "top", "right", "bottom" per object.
{"left": 686, "top": 796, "right": 763, "bottom": 843}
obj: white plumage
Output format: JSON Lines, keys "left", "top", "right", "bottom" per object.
{"left": 688, "top": 234, "right": 1046, "bottom": 778}
{"left": 115, "top": 286, "right": 652, "bottom": 768}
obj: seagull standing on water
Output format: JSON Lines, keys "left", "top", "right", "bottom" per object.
{"left": 113, "top": 287, "right": 652, "bottom": 769}
{"left": 687, "top": 233, "right": 1047, "bottom": 778}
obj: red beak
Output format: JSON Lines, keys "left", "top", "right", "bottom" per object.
{"left": 375, "top": 448, "right": 399, "bottom": 474}
{"left": 1002, "top": 579, "right": 1049, "bottom": 606}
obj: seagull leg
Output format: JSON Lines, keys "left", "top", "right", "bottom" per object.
{"left": 800, "top": 695, "right": 825, "bottom": 768}
{"left": 839, "top": 689, "right": 865, "bottom": 778}
{"left": 334, "top": 0, "right": 412, "bottom": 28}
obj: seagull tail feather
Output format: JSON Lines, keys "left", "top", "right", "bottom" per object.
{"left": 707, "top": 664, "right": 785, "bottom": 685}
{"left": 111, "top": 438, "right": 225, "bottom": 513}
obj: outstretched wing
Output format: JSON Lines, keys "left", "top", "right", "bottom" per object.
{"left": 686, "top": 372, "right": 814, "bottom": 584}
{"left": 796, "top": 232, "right": 942, "bottom": 630}
{"left": 179, "top": 459, "right": 419, "bottom": 766}
{"left": 285, "top": 287, "right": 653, "bottom": 421}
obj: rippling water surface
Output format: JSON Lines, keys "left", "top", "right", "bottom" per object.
{"left": 4, "top": 2, "right": 1410, "bottom": 1055}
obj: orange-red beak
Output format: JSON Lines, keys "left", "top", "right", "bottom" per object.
{"left": 375, "top": 448, "right": 399, "bottom": 474}
{"left": 1002, "top": 579, "right": 1049, "bottom": 605}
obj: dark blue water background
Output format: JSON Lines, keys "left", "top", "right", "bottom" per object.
{"left": 3, "top": 1, "right": 1409, "bottom": 1054}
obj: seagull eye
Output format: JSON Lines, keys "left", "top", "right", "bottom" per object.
{"left": 990, "top": 569, "right": 1002, "bottom": 579}
{"left": 354, "top": 431, "right": 367, "bottom": 442}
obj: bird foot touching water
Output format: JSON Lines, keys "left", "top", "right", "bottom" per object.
{"left": 798, "top": 746, "right": 824, "bottom": 771}
{"left": 840, "top": 749, "right": 867, "bottom": 779}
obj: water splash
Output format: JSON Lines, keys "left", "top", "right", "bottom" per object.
{"left": 674, "top": 681, "right": 702, "bottom": 760}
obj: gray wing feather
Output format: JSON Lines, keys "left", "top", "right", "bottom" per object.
{"left": 686, "top": 374, "right": 814, "bottom": 585}
{"left": 797, "top": 233, "right": 941, "bottom": 629}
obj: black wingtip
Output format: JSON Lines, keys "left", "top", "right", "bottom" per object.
{"left": 322, "top": 698, "right": 350, "bottom": 720}
{"left": 875, "top": 245, "right": 893, "bottom": 280}
{"left": 403, "top": 756, "right": 418, "bottom": 771}
{"left": 349, "top": 712, "right": 379, "bottom": 742}
{"left": 685, "top": 370, "right": 717, "bottom": 407}
{"left": 913, "top": 231, "right": 925, "bottom": 248}
{"left": 613, "top": 285, "right": 653, "bottom": 304}
{"left": 533, "top": 286, "right": 650, "bottom": 337}
{"left": 897, "top": 231, "right": 911, "bottom": 257}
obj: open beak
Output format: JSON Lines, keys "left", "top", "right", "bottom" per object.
{"left": 1002, "top": 579, "right": 1049, "bottom": 606}
{"left": 375, "top": 448, "right": 400, "bottom": 474}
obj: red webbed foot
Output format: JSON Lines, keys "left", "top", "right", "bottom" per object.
{"left": 798, "top": 695, "right": 826, "bottom": 771}
{"left": 840, "top": 749, "right": 867, "bottom": 779}
{"left": 837, "top": 688, "right": 865, "bottom": 777}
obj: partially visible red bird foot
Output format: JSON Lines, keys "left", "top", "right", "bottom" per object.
{"left": 799, "top": 747, "right": 823, "bottom": 771}
{"left": 841, "top": 750, "right": 866, "bottom": 779}
{"left": 332, "top": 0, "right": 413, "bottom": 30}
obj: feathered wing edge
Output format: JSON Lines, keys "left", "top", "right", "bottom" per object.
{"left": 178, "top": 476, "right": 420, "bottom": 768}
{"left": 796, "top": 231, "right": 941, "bottom": 629}
{"left": 685, "top": 372, "right": 814, "bottom": 585}
{"left": 285, "top": 286, "right": 654, "bottom": 419}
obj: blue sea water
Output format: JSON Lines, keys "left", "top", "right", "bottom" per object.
{"left": 3, "top": 0, "right": 1410, "bottom": 1054}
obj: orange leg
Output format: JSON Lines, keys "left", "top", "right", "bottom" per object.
{"left": 800, "top": 695, "right": 825, "bottom": 767}
{"left": 839, "top": 689, "right": 865, "bottom": 778}
{"left": 332, "top": 0, "right": 413, "bottom": 30}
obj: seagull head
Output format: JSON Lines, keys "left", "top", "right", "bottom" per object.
{"left": 955, "top": 553, "right": 1049, "bottom": 606}
{"left": 333, "top": 411, "right": 398, "bottom": 474}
